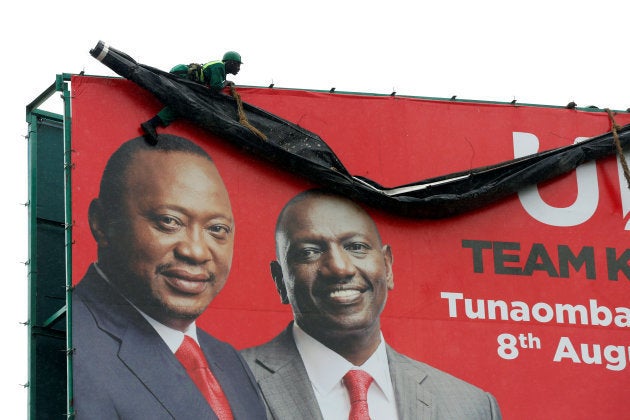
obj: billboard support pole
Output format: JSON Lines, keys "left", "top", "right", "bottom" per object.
{"left": 59, "top": 74, "right": 75, "bottom": 419}
{"left": 26, "top": 95, "right": 39, "bottom": 420}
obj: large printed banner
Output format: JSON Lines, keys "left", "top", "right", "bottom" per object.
{"left": 71, "top": 75, "right": 629, "bottom": 419}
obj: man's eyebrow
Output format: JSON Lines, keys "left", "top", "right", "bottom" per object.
{"left": 339, "top": 232, "right": 371, "bottom": 240}
{"left": 287, "top": 238, "right": 322, "bottom": 248}
{"left": 148, "top": 204, "right": 233, "bottom": 220}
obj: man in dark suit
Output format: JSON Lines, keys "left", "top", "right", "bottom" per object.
{"left": 242, "top": 190, "right": 502, "bottom": 419}
{"left": 73, "top": 134, "right": 266, "bottom": 419}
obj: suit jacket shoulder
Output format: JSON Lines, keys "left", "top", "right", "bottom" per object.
{"left": 386, "top": 347, "right": 502, "bottom": 419}
{"left": 241, "top": 325, "right": 324, "bottom": 420}
{"left": 73, "top": 265, "right": 266, "bottom": 419}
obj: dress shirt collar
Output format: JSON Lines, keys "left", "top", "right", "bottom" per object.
{"left": 93, "top": 262, "right": 197, "bottom": 353}
{"left": 292, "top": 322, "right": 395, "bottom": 404}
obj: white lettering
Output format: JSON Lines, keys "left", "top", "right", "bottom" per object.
{"left": 554, "top": 337, "right": 629, "bottom": 371}
{"left": 554, "top": 336, "right": 581, "bottom": 363}
{"left": 440, "top": 291, "right": 629, "bottom": 328}
{"left": 532, "top": 302, "right": 554, "bottom": 323}
{"left": 510, "top": 301, "right": 530, "bottom": 321}
{"left": 614, "top": 307, "right": 630, "bottom": 327}
{"left": 604, "top": 345, "right": 627, "bottom": 371}
{"left": 590, "top": 299, "right": 612, "bottom": 326}
{"left": 440, "top": 292, "right": 463, "bottom": 317}
{"left": 514, "top": 133, "right": 599, "bottom": 227}
{"left": 497, "top": 333, "right": 519, "bottom": 360}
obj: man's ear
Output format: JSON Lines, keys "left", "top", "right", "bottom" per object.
{"left": 88, "top": 199, "right": 109, "bottom": 247}
{"left": 383, "top": 244, "right": 394, "bottom": 290}
{"left": 270, "top": 261, "right": 289, "bottom": 304}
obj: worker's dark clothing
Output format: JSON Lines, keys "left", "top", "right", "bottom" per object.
{"left": 157, "top": 61, "right": 228, "bottom": 126}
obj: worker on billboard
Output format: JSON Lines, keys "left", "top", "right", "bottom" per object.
{"left": 73, "top": 135, "right": 265, "bottom": 419}
{"left": 241, "top": 190, "right": 502, "bottom": 419}
{"left": 140, "top": 51, "right": 243, "bottom": 145}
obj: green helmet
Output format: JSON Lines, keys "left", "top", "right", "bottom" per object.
{"left": 222, "top": 51, "right": 242, "bottom": 63}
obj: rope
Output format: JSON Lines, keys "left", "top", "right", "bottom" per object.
{"left": 605, "top": 108, "right": 630, "bottom": 189}
{"left": 229, "top": 85, "right": 267, "bottom": 141}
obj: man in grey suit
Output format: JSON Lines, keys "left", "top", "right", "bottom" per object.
{"left": 73, "top": 135, "right": 266, "bottom": 419}
{"left": 241, "top": 190, "right": 502, "bottom": 419}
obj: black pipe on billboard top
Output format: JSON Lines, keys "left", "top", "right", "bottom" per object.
{"left": 89, "top": 41, "right": 630, "bottom": 219}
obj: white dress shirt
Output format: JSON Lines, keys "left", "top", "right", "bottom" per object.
{"left": 94, "top": 263, "right": 197, "bottom": 351}
{"left": 292, "top": 323, "right": 399, "bottom": 420}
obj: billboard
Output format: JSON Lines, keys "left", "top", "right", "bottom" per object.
{"left": 71, "top": 75, "right": 629, "bottom": 419}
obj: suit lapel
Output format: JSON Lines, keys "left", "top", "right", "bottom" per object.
{"left": 387, "top": 346, "right": 434, "bottom": 420}
{"left": 117, "top": 324, "right": 217, "bottom": 419}
{"left": 81, "top": 268, "right": 217, "bottom": 419}
{"left": 253, "top": 327, "right": 324, "bottom": 420}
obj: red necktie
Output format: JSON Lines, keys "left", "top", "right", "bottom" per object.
{"left": 175, "top": 335, "right": 234, "bottom": 420}
{"left": 343, "top": 369, "right": 374, "bottom": 420}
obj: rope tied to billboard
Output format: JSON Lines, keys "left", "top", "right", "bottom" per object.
{"left": 606, "top": 108, "right": 630, "bottom": 189}
{"left": 229, "top": 85, "right": 267, "bottom": 141}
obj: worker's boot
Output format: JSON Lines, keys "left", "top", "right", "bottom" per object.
{"left": 140, "top": 116, "right": 163, "bottom": 145}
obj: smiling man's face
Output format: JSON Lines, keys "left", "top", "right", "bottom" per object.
{"left": 274, "top": 194, "right": 393, "bottom": 341}
{"left": 93, "top": 150, "right": 234, "bottom": 331}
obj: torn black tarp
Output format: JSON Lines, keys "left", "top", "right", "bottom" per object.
{"left": 89, "top": 41, "right": 630, "bottom": 218}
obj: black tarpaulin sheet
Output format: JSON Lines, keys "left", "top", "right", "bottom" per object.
{"left": 89, "top": 41, "right": 630, "bottom": 218}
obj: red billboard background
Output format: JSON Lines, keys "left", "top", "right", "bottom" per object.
{"left": 71, "top": 75, "right": 630, "bottom": 419}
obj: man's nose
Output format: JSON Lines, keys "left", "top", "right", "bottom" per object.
{"left": 320, "top": 245, "right": 356, "bottom": 279}
{"left": 174, "top": 227, "right": 212, "bottom": 263}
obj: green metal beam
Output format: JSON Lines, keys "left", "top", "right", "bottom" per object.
{"left": 26, "top": 98, "right": 39, "bottom": 420}
{"left": 42, "top": 305, "right": 66, "bottom": 329}
{"left": 27, "top": 76, "right": 66, "bottom": 420}
{"left": 60, "top": 74, "right": 75, "bottom": 420}
{"left": 25, "top": 82, "right": 57, "bottom": 118}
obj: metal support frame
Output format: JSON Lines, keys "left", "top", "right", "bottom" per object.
{"left": 61, "top": 74, "right": 74, "bottom": 419}
{"left": 25, "top": 73, "right": 73, "bottom": 419}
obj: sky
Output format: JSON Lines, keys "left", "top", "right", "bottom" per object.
{"left": 4, "top": 0, "right": 630, "bottom": 417}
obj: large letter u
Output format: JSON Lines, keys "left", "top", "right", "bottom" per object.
{"left": 513, "top": 132, "right": 598, "bottom": 227}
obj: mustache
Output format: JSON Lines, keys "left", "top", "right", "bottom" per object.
{"left": 156, "top": 263, "right": 215, "bottom": 283}
{"left": 315, "top": 274, "right": 373, "bottom": 293}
